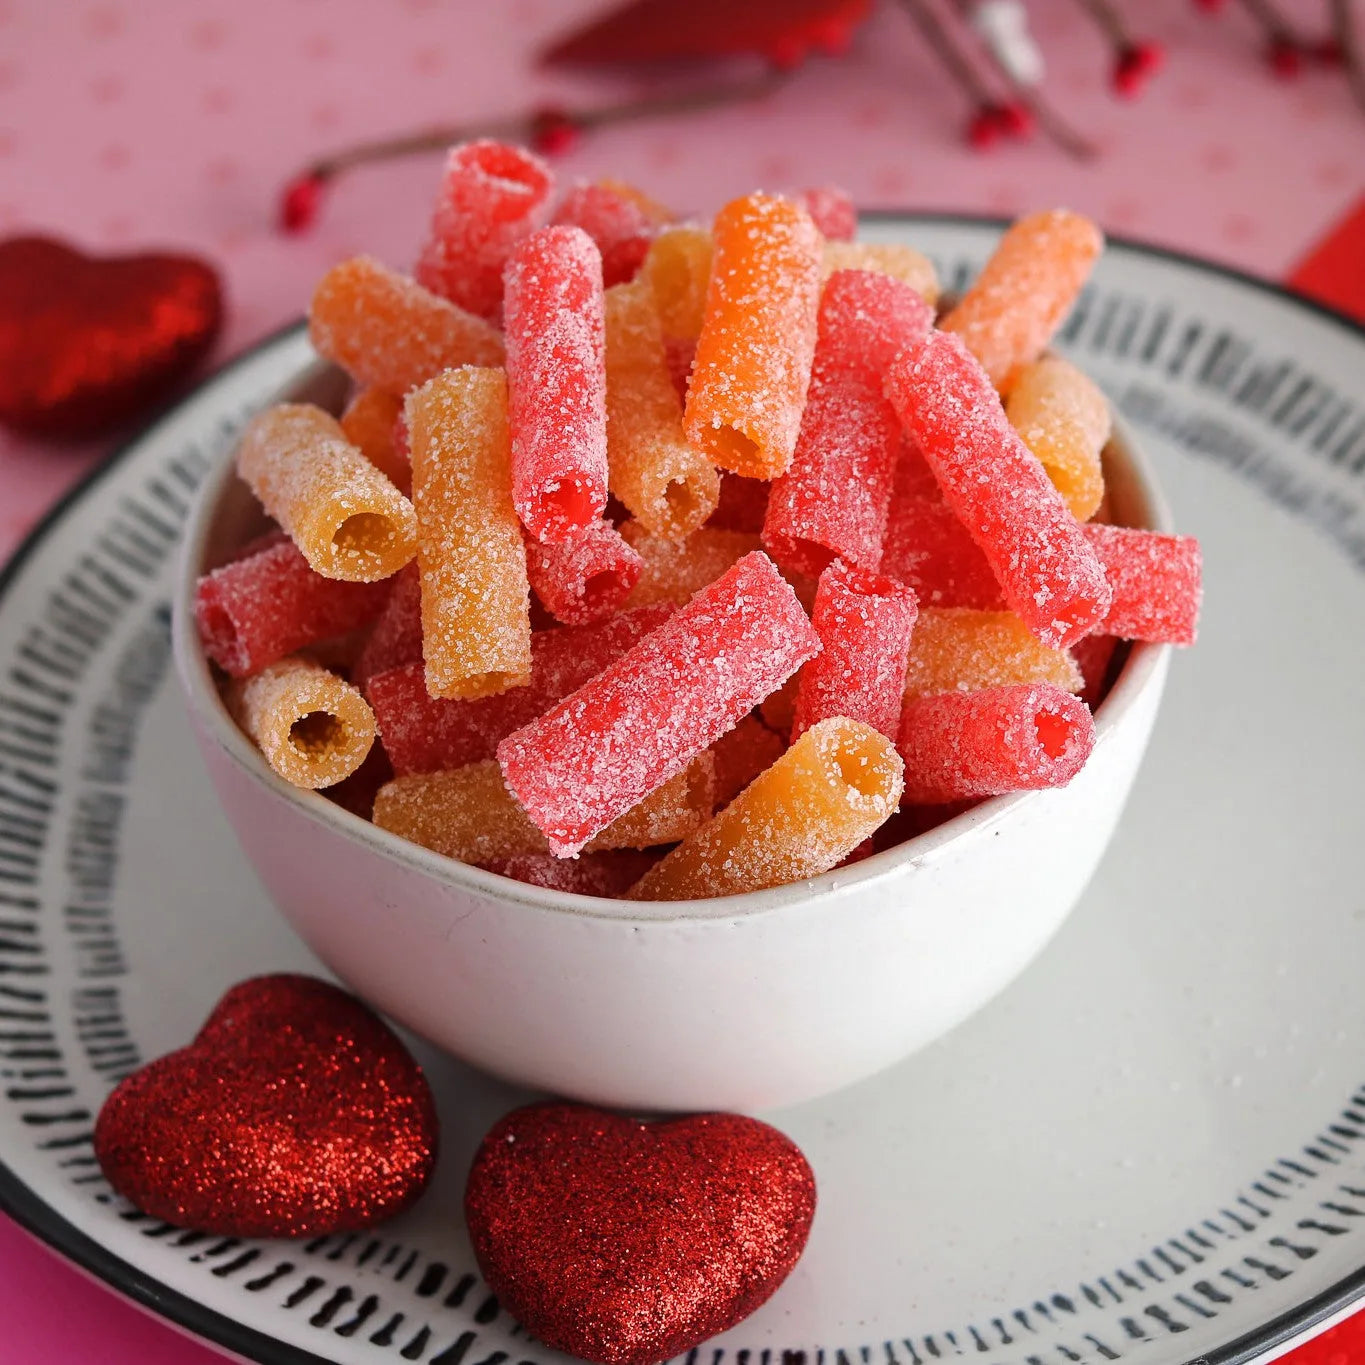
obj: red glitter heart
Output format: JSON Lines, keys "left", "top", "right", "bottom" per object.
{"left": 0, "top": 235, "right": 222, "bottom": 437}
{"left": 465, "top": 1103, "right": 816, "bottom": 1365}
{"left": 94, "top": 974, "right": 438, "bottom": 1239}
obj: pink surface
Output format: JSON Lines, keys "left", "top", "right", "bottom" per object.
{"left": 0, "top": 0, "right": 1363, "bottom": 1359}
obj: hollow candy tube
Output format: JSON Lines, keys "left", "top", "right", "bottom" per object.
{"left": 604, "top": 280, "right": 719, "bottom": 540}
{"left": 626, "top": 718, "right": 903, "bottom": 901}
{"left": 791, "top": 186, "right": 856, "bottom": 241}
{"left": 196, "top": 539, "right": 391, "bottom": 678}
{"left": 710, "top": 713, "right": 787, "bottom": 807}
{"left": 884, "top": 331, "right": 1111, "bottom": 648}
{"left": 340, "top": 387, "right": 410, "bottom": 493}
{"left": 524, "top": 519, "right": 643, "bottom": 626}
{"left": 821, "top": 241, "right": 939, "bottom": 304}
{"left": 619, "top": 522, "right": 760, "bottom": 608}
{"left": 896, "top": 683, "right": 1095, "bottom": 803}
{"left": 1083, "top": 524, "right": 1202, "bottom": 644}
{"left": 406, "top": 367, "right": 532, "bottom": 700}
{"left": 231, "top": 657, "right": 376, "bottom": 790}
{"left": 901, "top": 608, "right": 1081, "bottom": 700}
{"left": 373, "top": 754, "right": 714, "bottom": 863}
{"left": 353, "top": 563, "right": 423, "bottom": 688}
{"left": 793, "top": 561, "right": 919, "bottom": 742}
{"left": 640, "top": 225, "right": 713, "bottom": 343}
{"left": 552, "top": 181, "right": 670, "bottom": 287}
{"left": 879, "top": 497, "right": 1005, "bottom": 609}
{"left": 415, "top": 140, "right": 554, "bottom": 319}
{"left": 503, "top": 226, "right": 610, "bottom": 542}
{"left": 308, "top": 257, "right": 505, "bottom": 395}
{"left": 940, "top": 209, "right": 1103, "bottom": 389}
{"left": 684, "top": 194, "right": 823, "bottom": 478}
{"left": 365, "top": 607, "right": 672, "bottom": 774}
{"left": 236, "top": 404, "right": 418, "bottom": 583}
{"left": 1005, "top": 356, "right": 1110, "bottom": 521}
{"left": 498, "top": 551, "right": 821, "bottom": 856}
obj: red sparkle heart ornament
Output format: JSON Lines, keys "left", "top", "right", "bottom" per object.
{"left": 464, "top": 1103, "right": 816, "bottom": 1365}
{"left": 0, "top": 235, "right": 222, "bottom": 437}
{"left": 94, "top": 974, "right": 438, "bottom": 1239}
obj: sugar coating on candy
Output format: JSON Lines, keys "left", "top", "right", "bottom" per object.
{"left": 1071, "top": 632, "right": 1121, "bottom": 710}
{"left": 196, "top": 539, "right": 391, "bottom": 678}
{"left": 627, "top": 718, "right": 903, "bottom": 901}
{"left": 821, "top": 241, "right": 939, "bottom": 306}
{"left": 640, "top": 225, "right": 713, "bottom": 342}
{"left": 365, "top": 607, "right": 671, "bottom": 775}
{"left": 812, "top": 269, "right": 936, "bottom": 384}
{"left": 415, "top": 140, "right": 555, "bottom": 319}
{"left": 309, "top": 256, "right": 505, "bottom": 396}
{"left": 880, "top": 497, "right": 1005, "bottom": 609}
{"left": 482, "top": 849, "right": 661, "bottom": 899}
{"left": 883, "top": 331, "right": 1111, "bottom": 648}
{"left": 498, "top": 550, "right": 821, "bottom": 856}
{"left": 604, "top": 281, "right": 719, "bottom": 540}
{"left": 503, "top": 225, "right": 610, "bottom": 542}
{"left": 552, "top": 180, "right": 671, "bottom": 287}
{"left": 524, "top": 518, "right": 643, "bottom": 625}
{"left": 791, "top": 186, "right": 857, "bottom": 241}
{"left": 353, "top": 563, "right": 423, "bottom": 688}
{"left": 710, "top": 713, "right": 787, "bottom": 807}
{"left": 406, "top": 368, "right": 532, "bottom": 700}
{"left": 236, "top": 404, "right": 418, "bottom": 583}
{"left": 231, "top": 657, "right": 376, "bottom": 790}
{"left": 941, "top": 209, "right": 1102, "bottom": 388}
{"left": 707, "top": 474, "right": 770, "bottom": 533}
{"left": 621, "top": 521, "right": 761, "bottom": 609}
{"left": 341, "top": 387, "right": 410, "bottom": 495}
{"left": 374, "top": 754, "right": 714, "bottom": 863}
{"left": 896, "top": 683, "right": 1095, "bottom": 804}
{"left": 1005, "top": 356, "right": 1110, "bottom": 521}
{"left": 902, "top": 607, "right": 1081, "bottom": 700}
{"left": 1084, "top": 524, "right": 1202, "bottom": 644}
{"left": 684, "top": 194, "right": 823, "bottom": 479}
{"left": 793, "top": 560, "right": 919, "bottom": 742}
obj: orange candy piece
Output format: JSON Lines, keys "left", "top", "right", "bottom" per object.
{"left": 340, "top": 387, "right": 410, "bottom": 493}
{"left": 901, "top": 608, "right": 1081, "bottom": 701}
{"left": 620, "top": 522, "right": 761, "bottom": 608}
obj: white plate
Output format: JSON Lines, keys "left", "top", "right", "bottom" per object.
{"left": 1, "top": 216, "right": 1363, "bottom": 1365}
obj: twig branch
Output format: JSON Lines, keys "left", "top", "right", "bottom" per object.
{"left": 895, "top": 0, "right": 999, "bottom": 105}
{"left": 1332, "top": 0, "right": 1365, "bottom": 112}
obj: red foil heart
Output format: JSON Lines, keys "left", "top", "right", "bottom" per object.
{"left": 94, "top": 974, "right": 438, "bottom": 1239}
{"left": 465, "top": 1103, "right": 816, "bottom": 1365}
{"left": 0, "top": 235, "right": 222, "bottom": 437}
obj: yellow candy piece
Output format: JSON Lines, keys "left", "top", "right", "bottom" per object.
{"left": 821, "top": 241, "right": 939, "bottom": 305}
{"left": 902, "top": 607, "right": 1081, "bottom": 701}
{"left": 620, "top": 521, "right": 760, "bottom": 608}
{"left": 640, "top": 225, "right": 713, "bottom": 342}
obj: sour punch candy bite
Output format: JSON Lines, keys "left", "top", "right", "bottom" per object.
{"left": 941, "top": 209, "right": 1102, "bottom": 388}
{"left": 415, "top": 140, "right": 554, "bottom": 319}
{"left": 503, "top": 226, "right": 610, "bottom": 542}
{"left": 627, "top": 718, "right": 903, "bottom": 901}
{"left": 406, "top": 367, "right": 532, "bottom": 700}
{"left": 884, "top": 330, "right": 1111, "bottom": 648}
{"left": 498, "top": 551, "right": 821, "bottom": 856}
{"left": 309, "top": 257, "right": 504, "bottom": 396}
{"left": 524, "top": 519, "right": 642, "bottom": 626}
{"left": 793, "top": 561, "right": 919, "bottom": 742}
{"left": 552, "top": 180, "right": 671, "bottom": 287}
{"left": 1084, "top": 524, "right": 1202, "bottom": 644}
{"left": 901, "top": 608, "right": 1080, "bottom": 700}
{"left": 484, "top": 850, "right": 660, "bottom": 898}
{"left": 684, "top": 194, "right": 823, "bottom": 479}
{"left": 821, "top": 241, "right": 939, "bottom": 305}
{"left": 621, "top": 522, "right": 760, "bottom": 608}
{"left": 236, "top": 404, "right": 417, "bottom": 583}
{"left": 791, "top": 186, "right": 856, "bottom": 241}
{"left": 880, "top": 496, "right": 1004, "bottom": 609}
{"left": 340, "top": 388, "right": 410, "bottom": 493}
{"left": 897, "top": 683, "right": 1095, "bottom": 804}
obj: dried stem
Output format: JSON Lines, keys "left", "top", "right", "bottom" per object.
{"left": 1332, "top": 0, "right": 1365, "bottom": 112}
{"left": 895, "top": 0, "right": 999, "bottom": 105}
{"left": 1236, "top": 0, "right": 1311, "bottom": 42}
{"left": 1071, "top": 0, "right": 1131, "bottom": 48}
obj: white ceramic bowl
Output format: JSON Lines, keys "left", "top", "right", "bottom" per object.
{"left": 172, "top": 358, "right": 1171, "bottom": 1113}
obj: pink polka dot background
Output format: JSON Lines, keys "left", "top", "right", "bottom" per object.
{"left": 0, "top": 0, "right": 1362, "bottom": 1358}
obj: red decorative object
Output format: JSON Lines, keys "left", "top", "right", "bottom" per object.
{"left": 279, "top": 171, "right": 327, "bottom": 232}
{"left": 1289, "top": 193, "right": 1365, "bottom": 324}
{"left": 1267, "top": 36, "right": 1305, "bottom": 78}
{"left": 0, "top": 236, "right": 222, "bottom": 438}
{"left": 1113, "top": 40, "right": 1165, "bottom": 97}
{"left": 93, "top": 974, "right": 438, "bottom": 1239}
{"left": 464, "top": 1103, "right": 816, "bottom": 1365}
{"left": 529, "top": 105, "right": 583, "bottom": 156}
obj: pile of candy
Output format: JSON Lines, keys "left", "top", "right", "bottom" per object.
{"left": 196, "top": 141, "right": 1202, "bottom": 902}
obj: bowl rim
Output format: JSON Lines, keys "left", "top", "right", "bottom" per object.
{"left": 172, "top": 354, "right": 1174, "bottom": 926}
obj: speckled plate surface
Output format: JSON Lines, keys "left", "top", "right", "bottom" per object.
{"left": 1, "top": 217, "right": 1363, "bottom": 1365}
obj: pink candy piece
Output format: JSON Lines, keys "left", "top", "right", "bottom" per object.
{"left": 353, "top": 563, "right": 423, "bottom": 689}
{"left": 503, "top": 225, "right": 610, "bottom": 542}
{"left": 791, "top": 186, "right": 857, "bottom": 241}
{"left": 1083, "top": 524, "right": 1202, "bottom": 645}
{"left": 195, "top": 539, "right": 390, "bottom": 678}
{"left": 884, "top": 330, "right": 1111, "bottom": 648}
{"left": 793, "top": 560, "right": 919, "bottom": 742}
{"left": 524, "top": 519, "right": 644, "bottom": 626}
{"left": 483, "top": 850, "right": 660, "bottom": 899}
{"left": 415, "top": 140, "right": 554, "bottom": 319}
{"left": 897, "top": 683, "right": 1096, "bottom": 803}
{"left": 764, "top": 271, "right": 933, "bottom": 577}
{"left": 498, "top": 551, "right": 821, "bottom": 856}
{"left": 551, "top": 183, "right": 659, "bottom": 287}
{"left": 880, "top": 497, "right": 1007, "bottom": 610}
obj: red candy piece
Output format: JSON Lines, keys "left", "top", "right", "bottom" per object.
{"left": 884, "top": 330, "right": 1111, "bottom": 648}
{"left": 525, "top": 519, "right": 644, "bottom": 625}
{"left": 484, "top": 849, "right": 659, "bottom": 898}
{"left": 195, "top": 539, "right": 390, "bottom": 678}
{"left": 552, "top": 182, "right": 661, "bottom": 287}
{"left": 893, "top": 431, "right": 944, "bottom": 501}
{"left": 764, "top": 270, "right": 933, "bottom": 577}
{"left": 498, "top": 551, "right": 821, "bottom": 856}
{"left": 464, "top": 1103, "right": 816, "bottom": 1365}
{"left": 1071, "top": 631, "right": 1120, "bottom": 711}
{"left": 897, "top": 683, "right": 1095, "bottom": 803}
{"left": 415, "top": 140, "right": 554, "bottom": 319}
{"left": 504, "top": 225, "right": 610, "bottom": 542}
{"left": 1083, "top": 524, "right": 1202, "bottom": 645}
{"left": 367, "top": 607, "right": 671, "bottom": 775}
{"left": 880, "top": 496, "right": 1007, "bottom": 610}
{"left": 709, "top": 472, "right": 770, "bottom": 533}
{"left": 790, "top": 185, "right": 857, "bottom": 240}
{"left": 353, "top": 562, "right": 423, "bottom": 688}
{"left": 793, "top": 560, "right": 918, "bottom": 742}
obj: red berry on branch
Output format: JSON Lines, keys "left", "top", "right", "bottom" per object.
{"left": 1113, "top": 41, "right": 1165, "bottom": 98}
{"left": 1313, "top": 37, "right": 1343, "bottom": 65}
{"left": 1267, "top": 37, "right": 1303, "bottom": 78}
{"left": 279, "top": 172, "right": 326, "bottom": 234}
{"left": 996, "top": 101, "right": 1035, "bottom": 139}
{"left": 810, "top": 16, "right": 856, "bottom": 56}
{"left": 529, "top": 106, "right": 581, "bottom": 155}
{"left": 967, "top": 107, "right": 1001, "bottom": 151}
{"left": 1190, "top": 0, "right": 1227, "bottom": 11}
